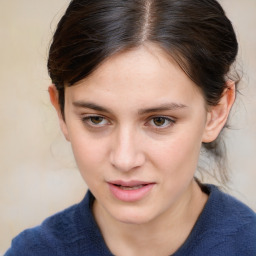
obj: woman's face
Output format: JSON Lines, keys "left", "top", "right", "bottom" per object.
{"left": 60, "top": 45, "right": 211, "bottom": 224}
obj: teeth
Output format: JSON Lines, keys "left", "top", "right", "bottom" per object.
{"left": 119, "top": 185, "right": 144, "bottom": 190}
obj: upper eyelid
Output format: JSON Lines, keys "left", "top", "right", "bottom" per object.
{"left": 80, "top": 114, "right": 176, "bottom": 121}
{"left": 80, "top": 114, "right": 176, "bottom": 126}
{"left": 146, "top": 115, "right": 176, "bottom": 122}
{"left": 81, "top": 113, "right": 109, "bottom": 119}
{"left": 155, "top": 117, "right": 174, "bottom": 122}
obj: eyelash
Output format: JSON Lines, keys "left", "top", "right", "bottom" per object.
{"left": 81, "top": 115, "right": 111, "bottom": 127}
{"left": 146, "top": 116, "right": 175, "bottom": 129}
{"left": 81, "top": 115, "right": 176, "bottom": 129}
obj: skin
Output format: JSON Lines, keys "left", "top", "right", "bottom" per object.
{"left": 49, "top": 44, "right": 235, "bottom": 255}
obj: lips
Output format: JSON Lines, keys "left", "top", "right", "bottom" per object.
{"left": 108, "top": 180, "right": 155, "bottom": 202}
{"left": 116, "top": 184, "right": 145, "bottom": 190}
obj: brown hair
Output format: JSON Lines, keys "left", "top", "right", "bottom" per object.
{"left": 48, "top": 0, "right": 239, "bottom": 184}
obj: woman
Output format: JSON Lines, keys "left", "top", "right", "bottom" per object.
{"left": 5, "top": 0, "right": 256, "bottom": 255}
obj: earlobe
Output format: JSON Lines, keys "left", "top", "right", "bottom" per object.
{"left": 48, "top": 85, "right": 70, "bottom": 141}
{"left": 202, "top": 80, "right": 235, "bottom": 143}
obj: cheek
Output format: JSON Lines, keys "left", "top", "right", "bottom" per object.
{"left": 149, "top": 130, "right": 202, "bottom": 176}
{"left": 69, "top": 132, "right": 109, "bottom": 176}
{"left": 71, "top": 139, "right": 108, "bottom": 193}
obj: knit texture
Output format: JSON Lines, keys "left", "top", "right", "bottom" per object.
{"left": 5, "top": 184, "right": 256, "bottom": 256}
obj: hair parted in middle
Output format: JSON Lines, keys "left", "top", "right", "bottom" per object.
{"left": 48, "top": 0, "right": 239, "bottom": 184}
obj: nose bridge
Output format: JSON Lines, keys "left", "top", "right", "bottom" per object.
{"left": 110, "top": 124, "right": 144, "bottom": 172}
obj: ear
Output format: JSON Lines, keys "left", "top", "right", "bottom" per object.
{"left": 202, "top": 80, "right": 235, "bottom": 143}
{"left": 48, "top": 85, "right": 70, "bottom": 141}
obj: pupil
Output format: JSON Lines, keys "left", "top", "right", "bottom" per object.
{"left": 91, "top": 117, "right": 103, "bottom": 124}
{"left": 153, "top": 117, "right": 165, "bottom": 126}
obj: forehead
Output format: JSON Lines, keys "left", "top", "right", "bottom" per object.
{"left": 65, "top": 44, "right": 205, "bottom": 110}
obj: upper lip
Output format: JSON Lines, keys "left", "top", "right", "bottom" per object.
{"left": 108, "top": 180, "right": 155, "bottom": 186}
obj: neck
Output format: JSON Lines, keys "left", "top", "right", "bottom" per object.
{"left": 93, "top": 180, "right": 208, "bottom": 256}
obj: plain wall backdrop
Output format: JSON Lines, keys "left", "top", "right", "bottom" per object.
{"left": 0, "top": 0, "right": 255, "bottom": 253}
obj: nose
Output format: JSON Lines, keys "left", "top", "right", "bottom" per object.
{"left": 110, "top": 127, "right": 145, "bottom": 172}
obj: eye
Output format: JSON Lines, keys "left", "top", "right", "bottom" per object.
{"left": 82, "top": 115, "right": 109, "bottom": 127}
{"left": 147, "top": 116, "right": 175, "bottom": 128}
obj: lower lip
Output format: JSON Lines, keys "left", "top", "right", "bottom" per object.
{"left": 108, "top": 183, "right": 155, "bottom": 202}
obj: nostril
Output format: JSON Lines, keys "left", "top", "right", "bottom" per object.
{"left": 109, "top": 135, "right": 146, "bottom": 172}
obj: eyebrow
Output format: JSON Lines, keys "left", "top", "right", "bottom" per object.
{"left": 138, "top": 103, "right": 188, "bottom": 115}
{"left": 73, "top": 101, "right": 113, "bottom": 113}
{"left": 72, "top": 101, "right": 188, "bottom": 115}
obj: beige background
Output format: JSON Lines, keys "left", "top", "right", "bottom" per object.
{"left": 0, "top": 0, "right": 255, "bottom": 254}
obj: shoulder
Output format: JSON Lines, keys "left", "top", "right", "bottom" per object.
{"left": 5, "top": 191, "right": 108, "bottom": 256}
{"left": 190, "top": 184, "right": 256, "bottom": 255}
{"left": 5, "top": 203, "right": 81, "bottom": 256}
{"left": 212, "top": 185, "right": 256, "bottom": 251}
{"left": 206, "top": 184, "right": 256, "bottom": 230}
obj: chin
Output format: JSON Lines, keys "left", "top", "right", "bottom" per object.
{"left": 111, "top": 206, "right": 156, "bottom": 225}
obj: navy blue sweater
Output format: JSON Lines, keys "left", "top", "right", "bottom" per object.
{"left": 5, "top": 184, "right": 256, "bottom": 255}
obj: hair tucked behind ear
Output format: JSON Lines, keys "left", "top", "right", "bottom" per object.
{"left": 48, "top": 0, "right": 239, "bottom": 185}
